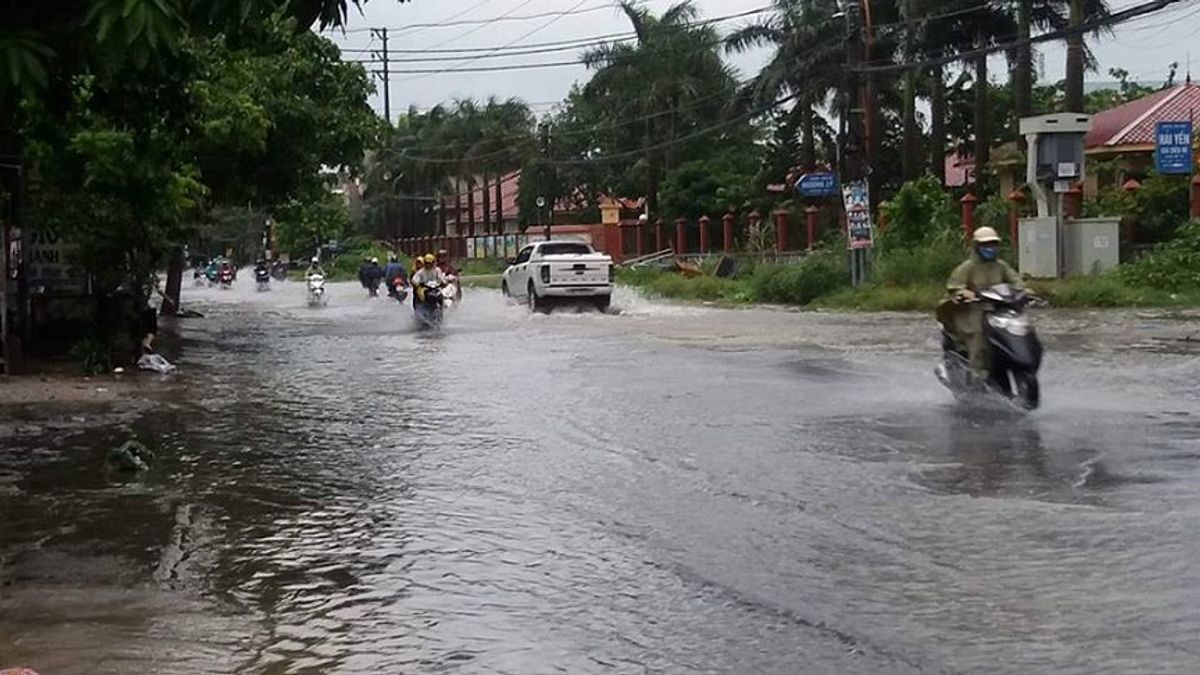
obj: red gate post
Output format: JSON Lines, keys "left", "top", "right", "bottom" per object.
{"left": 698, "top": 215, "right": 711, "bottom": 254}
{"left": 804, "top": 205, "right": 819, "bottom": 250}
{"left": 960, "top": 192, "right": 978, "bottom": 244}
{"left": 675, "top": 217, "right": 687, "bottom": 254}
{"left": 1007, "top": 190, "right": 1024, "bottom": 254}
{"left": 722, "top": 212, "right": 735, "bottom": 252}
{"left": 772, "top": 209, "right": 789, "bottom": 253}
{"left": 1063, "top": 183, "right": 1083, "bottom": 220}
{"left": 1122, "top": 179, "right": 1141, "bottom": 244}
{"left": 655, "top": 218, "right": 665, "bottom": 252}
{"left": 636, "top": 214, "right": 646, "bottom": 257}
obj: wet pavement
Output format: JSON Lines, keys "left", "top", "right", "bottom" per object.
{"left": 3, "top": 278, "right": 1200, "bottom": 674}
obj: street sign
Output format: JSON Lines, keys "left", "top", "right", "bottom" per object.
{"left": 795, "top": 172, "right": 838, "bottom": 198}
{"left": 842, "top": 180, "right": 873, "bottom": 250}
{"left": 1154, "top": 120, "right": 1193, "bottom": 175}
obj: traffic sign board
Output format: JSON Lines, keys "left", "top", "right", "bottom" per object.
{"left": 795, "top": 172, "right": 838, "bottom": 198}
{"left": 1155, "top": 121, "right": 1193, "bottom": 175}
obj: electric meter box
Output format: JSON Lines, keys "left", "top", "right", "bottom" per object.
{"left": 1019, "top": 217, "right": 1059, "bottom": 278}
{"left": 1062, "top": 217, "right": 1120, "bottom": 276}
{"left": 1020, "top": 113, "right": 1091, "bottom": 184}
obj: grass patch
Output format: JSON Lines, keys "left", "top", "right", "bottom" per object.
{"left": 1030, "top": 276, "right": 1200, "bottom": 308}
{"left": 810, "top": 283, "right": 944, "bottom": 311}
{"left": 462, "top": 273, "right": 502, "bottom": 290}
{"left": 618, "top": 267, "right": 750, "bottom": 303}
{"left": 459, "top": 258, "right": 508, "bottom": 276}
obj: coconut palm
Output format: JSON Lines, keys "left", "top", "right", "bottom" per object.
{"left": 725, "top": 0, "right": 845, "bottom": 171}
{"left": 581, "top": 0, "right": 738, "bottom": 214}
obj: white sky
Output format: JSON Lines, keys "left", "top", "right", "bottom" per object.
{"left": 325, "top": 0, "right": 1200, "bottom": 118}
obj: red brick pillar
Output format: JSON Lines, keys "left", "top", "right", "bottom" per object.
{"left": 1007, "top": 190, "right": 1025, "bottom": 250}
{"left": 675, "top": 217, "right": 687, "bottom": 254}
{"left": 636, "top": 218, "right": 646, "bottom": 257}
{"left": 1063, "top": 184, "right": 1083, "bottom": 220}
{"left": 960, "top": 192, "right": 978, "bottom": 244}
{"left": 655, "top": 218, "right": 665, "bottom": 252}
{"left": 722, "top": 213, "right": 735, "bottom": 252}
{"left": 1123, "top": 179, "right": 1141, "bottom": 244}
{"left": 772, "top": 209, "right": 789, "bottom": 253}
{"left": 698, "top": 215, "right": 711, "bottom": 253}
{"left": 804, "top": 206, "right": 819, "bottom": 250}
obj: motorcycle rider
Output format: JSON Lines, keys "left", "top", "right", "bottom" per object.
{"left": 435, "top": 249, "right": 458, "bottom": 277}
{"left": 254, "top": 257, "right": 270, "bottom": 278}
{"left": 937, "top": 226, "right": 1023, "bottom": 377}
{"left": 383, "top": 254, "right": 409, "bottom": 297}
{"left": 411, "top": 253, "right": 446, "bottom": 307}
{"left": 306, "top": 256, "right": 325, "bottom": 279}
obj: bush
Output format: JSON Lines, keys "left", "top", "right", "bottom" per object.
{"left": 619, "top": 267, "right": 748, "bottom": 302}
{"left": 1129, "top": 174, "right": 1191, "bottom": 243}
{"left": 749, "top": 250, "right": 847, "bottom": 305}
{"left": 878, "top": 175, "right": 958, "bottom": 252}
{"left": 1117, "top": 219, "right": 1200, "bottom": 292}
{"left": 874, "top": 236, "right": 964, "bottom": 287}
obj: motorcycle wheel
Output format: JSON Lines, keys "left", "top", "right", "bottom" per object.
{"left": 1013, "top": 371, "right": 1040, "bottom": 410}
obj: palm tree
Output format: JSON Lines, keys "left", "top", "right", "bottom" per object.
{"left": 725, "top": 0, "right": 845, "bottom": 172}
{"left": 582, "top": 0, "right": 737, "bottom": 214}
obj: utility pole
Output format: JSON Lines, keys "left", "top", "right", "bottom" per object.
{"left": 371, "top": 28, "right": 391, "bottom": 123}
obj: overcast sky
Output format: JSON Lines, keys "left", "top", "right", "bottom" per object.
{"left": 325, "top": 0, "right": 1200, "bottom": 118}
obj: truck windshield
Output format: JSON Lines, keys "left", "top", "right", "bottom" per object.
{"left": 540, "top": 243, "right": 592, "bottom": 255}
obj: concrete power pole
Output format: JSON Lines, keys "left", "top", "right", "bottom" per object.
{"left": 371, "top": 28, "right": 391, "bottom": 123}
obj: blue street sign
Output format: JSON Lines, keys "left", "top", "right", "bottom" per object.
{"left": 795, "top": 172, "right": 838, "bottom": 197}
{"left": 1154, "top": 121, "right": 1193, "bottom": 175}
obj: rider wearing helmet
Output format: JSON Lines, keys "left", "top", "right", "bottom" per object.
{"left": 938, "top": 227, "right": 1023, "bottom": 377}
{"left": 435, "top": 249, "right": 458, "bottom": 277}
{"left": 306, "top": 255, "right": 325, "bottom": 278}
{"left": 383, "top": 253, "right": 409, "bottom": 297}
{"left": 411, "top": 253, "right": 446, "bottom": 306}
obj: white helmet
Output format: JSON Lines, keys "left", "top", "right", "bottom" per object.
{"left": 311, "top": 256, "right": 319, "bottom": 264}
{"left": 972, "top": 227, "right": 1001, "bottom": 244}
{"left": 370, "top": 257, "right": 379, "bottom": 264}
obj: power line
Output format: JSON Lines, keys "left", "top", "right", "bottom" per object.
{"left": 338, "top": 1, "right": 622, "bottom": 34}
{"left": 855, "top": 0, "right": 1193, "bottom": 74}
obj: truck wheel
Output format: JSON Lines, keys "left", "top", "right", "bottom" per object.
{"left": 593, "top": 295, "right": 611, "bottom": 313}
{"left": 528, "top": 282, "right": 548, "bottom": 313}
{"left": 501, "top": 280, "right": 510, "bottom": 298}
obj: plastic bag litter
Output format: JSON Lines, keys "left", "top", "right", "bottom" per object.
{"left": 137, "top": 353, "right": 177, "bottom": 374}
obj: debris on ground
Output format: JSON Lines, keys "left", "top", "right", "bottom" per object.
{"left": 137, "top": 353, "right": 176, "bottom": 374}
{"left": 105, "top": 440, "right": 155, "bottom": 472}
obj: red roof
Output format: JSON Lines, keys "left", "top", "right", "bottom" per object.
{"left": 1087, "top": 84, "right": 1200, "bottom": 149}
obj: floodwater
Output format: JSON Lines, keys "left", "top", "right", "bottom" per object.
{"left": 3, "top": 276, "right": 1200, "bottom": 674}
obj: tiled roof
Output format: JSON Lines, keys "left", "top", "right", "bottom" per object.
{"left": 1087, "top": 84, "right": 1200, "bottom": 149}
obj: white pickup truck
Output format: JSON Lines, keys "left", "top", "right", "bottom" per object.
{"left": 502, "top": 240, "right": 614, "bottom": 312}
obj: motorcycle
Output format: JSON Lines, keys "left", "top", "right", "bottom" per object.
{"left": 217, "top": 267, "right": 235, "bottom": 290}
{"left": 193, "top": 269, "right": 207, "bottom": 287}
{"left": 306, "top": 273, "right": 327, "bottom": 307}
{"left": 936, "top": 283, "right": 1043, "bottom": 410}
{"left": 271, "top": 261, "right": 289, "bottom": 282}
{"left": 413, "top": 280, "right": 445, "bottom": 328}
{"left": 366, "top": 276, "right": 382, "bottom": 298}
{"left": 388, "top": 275, "right": 409, "bottom": 303}
{"left": 255, "top": 267, "right": 271, "bottom": 292}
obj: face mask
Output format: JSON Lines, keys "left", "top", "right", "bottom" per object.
{"left": 978, "top": 246, "right": 999, "bottom": 262}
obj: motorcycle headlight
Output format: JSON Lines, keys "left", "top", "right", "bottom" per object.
{"left": 987, "top": 314, "right": 1029, "bottom": 336}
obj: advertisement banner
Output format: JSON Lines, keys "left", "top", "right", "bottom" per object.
{"left": 504, "top": 235, "right": 517, "bottom": 258}
{"left": 465, "top": 238, "right": 476, "bottom": 260}
{"left": 27, "top": 228, "right": 88, "bottom": 293}
{"left": 842, "top": 181, "right": 874, "bottom": 250}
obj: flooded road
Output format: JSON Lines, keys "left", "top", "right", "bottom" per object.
{"left": 4, "top": 278, "right": 1200, "bottom": 674}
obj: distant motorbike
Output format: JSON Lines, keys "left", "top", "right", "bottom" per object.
{"left": 936, "top": 283, "right": 1043, "bottom": 410}
{"left": 414, "top": 280, "right": 445, "bottom": 328}
{"left": 271, "top": 261, "right": 289, "bottom": 282}
{"left": 306, "top": 273, "right": 327, "bottom": 307}
{"left": 388, "top": 275, "right": 409, "bottom": 302}
{"left": 217, "top": 267, "right": 235, "bottom": 290}
{"left": 366, "top": 276, "right": 382, "bottom": 298}
{"left": 255, "top": 267, "right": 271, "bottom": 292}
{"left": 193, "top": 269, "right": 207, "bottom": 287}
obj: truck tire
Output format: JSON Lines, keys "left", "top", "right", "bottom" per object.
{"left": 501, "top": 280, "right": 510, "bottom": 298}
{"left": 593, "top": 295, "right": 611, "bottom": 313}
{"left": 528, "top": 281, "right": 548, "bottom": 313}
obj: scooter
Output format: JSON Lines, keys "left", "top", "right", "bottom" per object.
{"left": 271, "top": 261, "right": 289, "bottom": 282}
{"left": 193, "top": 269, "right": 207, "bottom": 287}
{"left": 255, "top": 267, "right": 271, "bottom": 292}
{"left": 366, "top": 276, "right": 382, "bottom": 298}
{"left": 413, "top": 280, "right": 445, "bottom": 328}
{"left": 217, "top": 267, "right": 235, "bottom": 290}
{"left": 936, "top": 283, "right": 1043, "bottom": 410}
{"left": 306, "top": 274, "right": 327, "bottom": 307}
